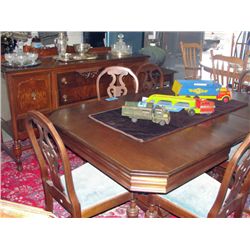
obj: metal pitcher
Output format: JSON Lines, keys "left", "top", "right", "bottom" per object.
{"left": 54, "top": 32, "right": 68, "bottom": 56}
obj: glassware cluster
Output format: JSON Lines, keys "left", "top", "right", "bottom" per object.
{"left": 111, "top": 33, "right": 132, "bottom": 57}
{"left": 4, "top": 39, "right": 38, "bottom": 67}
{"left": 4, "top": 52, "right": 38, "bottom": 66}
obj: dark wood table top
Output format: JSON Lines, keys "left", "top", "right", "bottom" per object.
{"left": 50, "top": 90, "right": 250, "bottom": 193}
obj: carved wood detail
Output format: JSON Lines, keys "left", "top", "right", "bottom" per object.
{"left": 34, "top": 119, "right": 64, "bottom": 192}
{"left": 16, "top": 77, "right": 50, "bottom": 114}
{"left": 75, "top": 70, "right": 99, "bottom": 79}
{"left": 219, "top": 149, "right": 250, "bottom": 217}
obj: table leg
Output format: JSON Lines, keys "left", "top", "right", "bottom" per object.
{"left": 126, "top": 199, "right": 139, "bottom": 218}
{"left": 134, "top": 193, "right": 159, "bottom": 218}
{"left": 145, "top": 204, "right": 159, "bottom": 218}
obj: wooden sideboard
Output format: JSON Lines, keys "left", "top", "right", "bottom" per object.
{"left": 1, "top": 52, "right": 149, "bottom": 170}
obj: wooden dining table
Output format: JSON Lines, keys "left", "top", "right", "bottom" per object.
{"left": 49, "top": 90, "right": 250, "bottom": 208}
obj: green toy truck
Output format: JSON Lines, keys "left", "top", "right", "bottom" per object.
{"left": 121, "top": 101, "right": 171, "bottom": 126}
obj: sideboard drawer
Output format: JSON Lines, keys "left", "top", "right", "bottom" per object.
{"left": 57, "top": 69, "right": 100, "bottom": 105}
{"left": 12, "top": 72, "right": 52, "bottom": 116}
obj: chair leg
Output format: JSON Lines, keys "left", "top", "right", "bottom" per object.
{"left": 44, "top": 189, "right": 53, "bottom": 212}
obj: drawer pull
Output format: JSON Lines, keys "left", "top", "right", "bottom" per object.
{"left": 61, "top": 77, "right": 68, "bottom": 85}
{"left": 31, "top": 91, "right": 37, "bottom": 100}
{"left": 62, "top": 94, "right": 68, "bottom": 102}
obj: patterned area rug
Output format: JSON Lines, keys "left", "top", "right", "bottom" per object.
{"left": 1, "top": 140, "right": 249, "bottom": 218}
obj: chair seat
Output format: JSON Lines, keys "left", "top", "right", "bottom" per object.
{"left": 60, "top": 163, "right": 128, "bottom": 210}
{"left": 228, "top": 142, "right": 242, "bottom": 159}
{"left": 159, "top": 173, "right": 230, "bottom": 217}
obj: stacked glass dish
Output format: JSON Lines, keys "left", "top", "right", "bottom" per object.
{"left": 4, "top": 52, "right": 38, "bottom": 67}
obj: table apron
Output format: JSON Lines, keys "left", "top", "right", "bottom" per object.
{"left": 165, "top": 147, "right": 230, "bottom": 193}
{"left": 60, "top": 131, "right": 230, "bottom": 194}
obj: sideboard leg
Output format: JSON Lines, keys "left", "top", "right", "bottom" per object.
{"left": 13, "top": 140, "right": 23, "bottom": 171}
{"left": 1, "top": 138, "right": 23, "bottom": 171}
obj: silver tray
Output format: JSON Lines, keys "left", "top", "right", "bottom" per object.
{"left": 1, "top": 60, "right": 41, "bottom": 68}
{"left": 54, "top": 53, "right": 98, "bottom": 62}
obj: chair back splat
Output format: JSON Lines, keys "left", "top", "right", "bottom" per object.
{"left": 135, "top": 63, "right": 164, "bottom": 91}
{"left": 96, "top": 66, "right": 139, "bottom": 100}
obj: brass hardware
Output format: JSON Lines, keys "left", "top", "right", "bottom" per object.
{"left": 31, "top": 91, "right": 36, "bottom": 100}
{"left": 62, "top": 94, "right": 68, "bottom": 102}
{"left": 61, "top": 77, "right": 68, "bottom": 85}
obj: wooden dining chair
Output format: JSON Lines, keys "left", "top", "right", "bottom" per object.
{"left": 180, "top": 41, "right": 203, "bottom": 80}
{"left": 135, "top": 63, "right": 164, "bottom": 91}
{"left": 238, "top": 69, "right": 250, "bottom": 93}
{"left": 25, "top": 110, "right": 135, "bottom": 218}
{"left": 96, "top": 66, "right": 139, "bottom": 100}
{"left": 151, "top": 132, "right": 250, "bottom": 218}
{"left": 210, "top": 50, "right": 245, "bottom": 90}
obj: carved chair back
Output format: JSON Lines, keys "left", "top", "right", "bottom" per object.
{"left": 180, "top": 41, "right": 203, "bottom": 80}
{"left": 210, "top": 50, "right": 245, "bottom": 90}
{"left": 238, "top": 69, "right": 250, "bottom": 93}
{"left": 135, "top": 63, "right": 164, "bottom": 91}
{"left": 208, "top": 133, "right": 250, "bottom": 217}
{"left": 25, "top": 110, "right": 81, "bottom": 217}
{"left": 96, "top": 66, "right": 139, "bottom": 100}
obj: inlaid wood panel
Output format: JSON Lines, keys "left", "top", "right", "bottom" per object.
{"left": 12, "top": 73, "right": 52, "bottom": 117}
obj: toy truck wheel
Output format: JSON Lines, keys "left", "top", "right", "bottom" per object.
{"left": 131, "top": 118, "right": 138, "bottom": 123}
{"left": 222, "top": 96, "right": 229, "bottom": 103}
{"left": 159, "top": 120, "right": 165, "bottom": 126}
{"left": 187, "top": 109, "right": 195, "bottom": 116}
{"left": 167, "top": 116, "right": 171, "bottom": 124}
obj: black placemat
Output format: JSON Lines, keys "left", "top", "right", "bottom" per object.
{"left": 89, "top": 99, "right": 248, "bottom": 142}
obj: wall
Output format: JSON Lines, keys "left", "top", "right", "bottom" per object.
{"left": 67, "top": 32, "right": 83, "bottom": 45}
{"left": 164, "top": 32, "right": 204, "bottom": 55}
{"left": 31, "top": 32, "right": 83, "bottom": 46}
